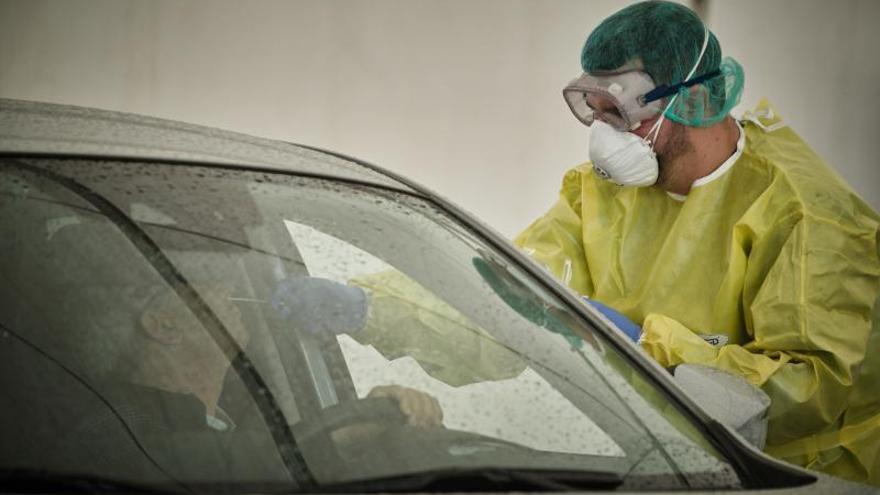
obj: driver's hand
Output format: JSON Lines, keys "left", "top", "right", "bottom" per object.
{"left": 368, "top": 385, "right": 443, "bottom": 428}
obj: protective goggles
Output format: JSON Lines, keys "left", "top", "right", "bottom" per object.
{"left": 562, "top": 69, "right": 721, "bottom": 131}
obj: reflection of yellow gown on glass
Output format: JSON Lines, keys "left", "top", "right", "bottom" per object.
{"left": 513, "top": 100, "right": 880, "bottom": 485}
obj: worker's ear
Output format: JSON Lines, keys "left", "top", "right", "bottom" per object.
{"left": 140, "top": 310, "right": 183, "bottom": 345}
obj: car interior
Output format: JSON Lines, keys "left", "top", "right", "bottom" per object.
{"left": 0, "top": 158, "right": 363, "bottom": 487}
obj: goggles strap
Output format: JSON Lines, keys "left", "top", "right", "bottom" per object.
{"left": 641, "top": 24, "right": 715, "bottom": 106}
{"left": 645, "top": 24, "right": 710, "bottom": 147}
{"left": 642, "top": 68, "right": 721, "bottom": 104}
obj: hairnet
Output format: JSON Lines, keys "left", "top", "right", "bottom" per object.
{"left": 581, "top": 0, "right": 744, "bottom": 127}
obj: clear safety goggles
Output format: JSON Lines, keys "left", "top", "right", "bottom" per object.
{"left": 563, "top": 70, "right": 664, "bottom": 131}
{"left": 562, "top": 68, "right": 724, "bottom": 131}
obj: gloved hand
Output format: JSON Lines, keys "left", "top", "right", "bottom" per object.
{"left": 271, "top": 276, "right": 369, "bottom": 335}
{"left": 582, "top": 297, "right": 641, "bottom": 342}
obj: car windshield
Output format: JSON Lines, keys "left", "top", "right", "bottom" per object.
{"left": 0, "top": 156, "right": 741, "bottom": 492}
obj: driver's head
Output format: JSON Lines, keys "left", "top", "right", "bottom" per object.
{"left": 132, "top": 282, "right": 249, "bottom": 409}
{"left": 138, "top": 283, "right": 249, "bottom": 350}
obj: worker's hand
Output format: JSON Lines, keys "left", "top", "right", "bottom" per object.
{"left": 270, "top": 276, "right": 369, "bottom": 335}
{"left": 368, "top": 385, "right": 444, "bottom": 428}
{"left": 582, "top": 297, "right": 641, "bottom": 342}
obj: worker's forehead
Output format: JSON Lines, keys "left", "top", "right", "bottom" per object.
{"left": 586, "top": 58, "right": 646, "bottom": 76}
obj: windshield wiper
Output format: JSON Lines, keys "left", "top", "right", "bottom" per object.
{"left": 312, "top": 468, "right": 623, "bottom": 493}
{"left": 0, "top": 469, "right": 187, "bottom": 494}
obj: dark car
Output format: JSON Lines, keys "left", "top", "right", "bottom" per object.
{"left": 0, "top": 98, "right": 874, "bottom": 494}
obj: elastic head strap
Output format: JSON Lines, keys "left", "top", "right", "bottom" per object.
{"left": 641, "top": 68, "right": 721, "bottom": 105}
{"left": 645, "top": 24, "right": 710, "bottom": 145}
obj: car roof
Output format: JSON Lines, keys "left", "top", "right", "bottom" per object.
{"left": 0, "top": 98, "right": 416, "bottom": 193}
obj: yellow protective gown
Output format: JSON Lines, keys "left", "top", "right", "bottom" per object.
{"left": 514, "top": 100, "right": 880, "bottom": 485}
{"left": 350, "top": 269, "right": 527, "bottom": 387}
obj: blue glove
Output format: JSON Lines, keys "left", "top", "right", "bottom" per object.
{"left": 271, "top": 276, "right": 369, "bottom": 335}
{"left": 582, "top": 297, "right": 641, "bottom": 342}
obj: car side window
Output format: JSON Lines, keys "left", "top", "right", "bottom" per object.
{"left": 284, "top": 219, "right": 625, "bottom": 457}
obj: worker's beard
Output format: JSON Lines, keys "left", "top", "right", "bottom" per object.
{"left": 655, "top": 123, "right": 694, "bottom": 188}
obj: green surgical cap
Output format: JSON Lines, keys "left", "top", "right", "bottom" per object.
{"left": 581, "top": 0, "right": 744, "bottom": 127}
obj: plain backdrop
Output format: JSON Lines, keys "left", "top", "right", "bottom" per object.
{"left": 1, "top": 0, "right": 877, "bottom": 237}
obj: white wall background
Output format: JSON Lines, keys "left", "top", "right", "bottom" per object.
{"left": 1, "top": 0, "right": 877, "bottom": 237}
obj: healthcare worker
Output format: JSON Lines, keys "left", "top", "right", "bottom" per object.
{"left": 515, "top": 0, "right": 880, "bottom": 485}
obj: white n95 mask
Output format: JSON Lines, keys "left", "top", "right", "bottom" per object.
{"left": 588, "top": 120, "right": 659, "bottom": 187}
